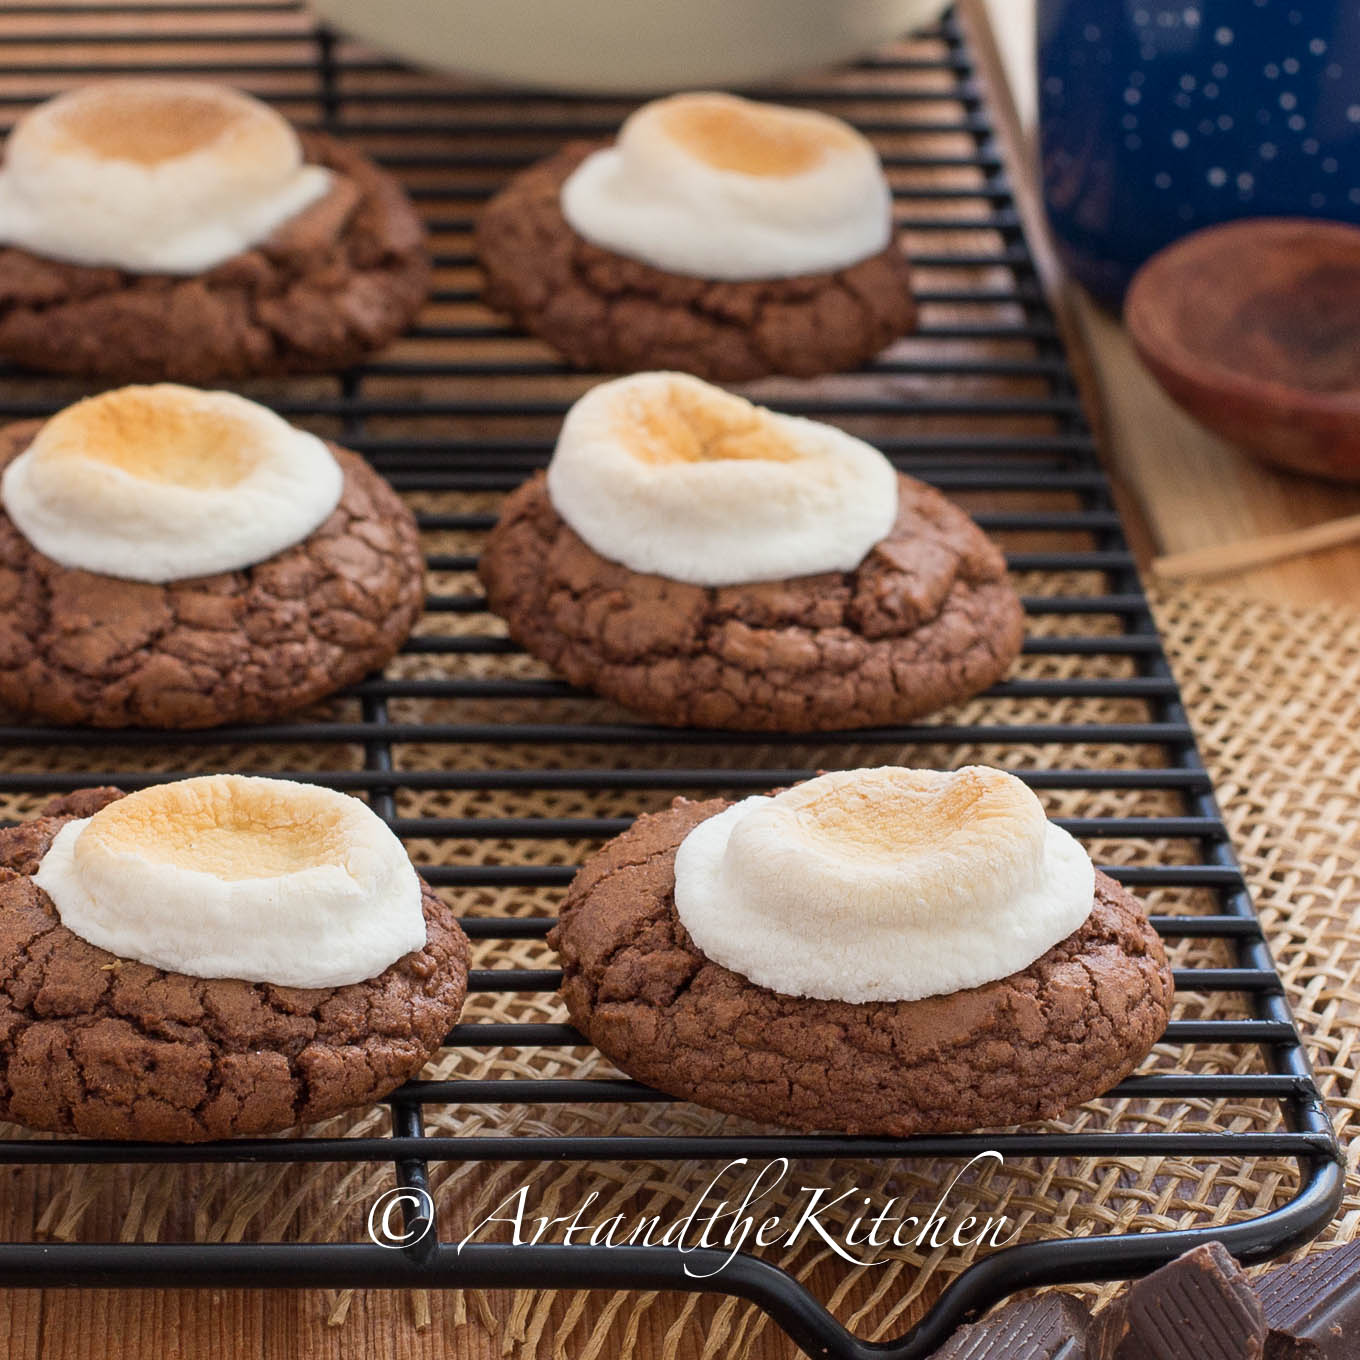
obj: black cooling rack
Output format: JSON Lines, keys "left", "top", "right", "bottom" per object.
{"left": 0, "top": 4, "right": 1343, "bottom": 1358}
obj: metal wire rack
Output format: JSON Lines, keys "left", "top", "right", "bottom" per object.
{"left": 0, "top": 4, "right": 1343, "bottom": 1358}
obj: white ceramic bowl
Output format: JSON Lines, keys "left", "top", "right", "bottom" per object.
{"left": 308, "top": 0, "right": 953, "bottom": 93}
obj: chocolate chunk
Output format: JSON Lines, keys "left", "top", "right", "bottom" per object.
{"left": 1257, "top": 1240, "right": 1360, "bottom": 1359}
{"left": 934, "top": 1293, "right": 1090, "bottom": 1358}
{"left": 1089, "top": 1243, "right": 1267, "bottom": 1359}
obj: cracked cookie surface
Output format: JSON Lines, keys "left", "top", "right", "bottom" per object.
{"left": 478, "top": 470, "right": 1024, "bottom": 731}
{"left": 476, "top": 141, "right": 917, "bottom": 381}
{"left": 0, "top": 789, "right": 469, "bottom": 1141}
{"left": 0, "top": 133, "right": 429, "bottom": 382}
{"left": 0, "top": 419, "right": 424, "bottom": 729}
{"left": 551, "top": 797, "right": 1174, "bottom": 1135}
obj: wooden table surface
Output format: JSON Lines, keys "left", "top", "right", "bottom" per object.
{"left": 5, "top": 5, "right": 1354, "bottom": 1360}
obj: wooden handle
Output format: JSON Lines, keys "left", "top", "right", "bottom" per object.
{"left": 1151, "top": 512, "right": 1360, "bottom": 581}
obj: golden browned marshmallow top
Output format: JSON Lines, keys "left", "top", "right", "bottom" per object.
{"left": 560, "top": 92, "right": 893, "bottom": 280}
{"left": 34, "top": 776, "right": 426, "bottom": 988}
{"left": 1, "top": 384, "right": 343, "bottom": 583}
{"left": 0, "top": 79, "right": 332, "bottom": 273}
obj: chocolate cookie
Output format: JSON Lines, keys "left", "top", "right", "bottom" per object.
{"left": 551, "top": 797, "right": 1174, "bottom": 1135}
{"left": 478, "top": 469, "right": 1024, "bottom": 731}
{"left": 0, "top": 789, "right": 469, "bottom": 1141}
{"left": 0, "top": 133, "right": 429, "bottom": 382}
{"left": 476, "top": 141, "right": 916, "bottom": 381}
{"left": 0, "top": 418, "right": 424, "bottom": 729}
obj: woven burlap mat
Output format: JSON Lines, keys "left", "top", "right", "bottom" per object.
{"left": 1146, "top": 584, "right": 1360, "bottom": 1232}
{"left": 2, "top": 578, "right": 1358, "bottom": 1357}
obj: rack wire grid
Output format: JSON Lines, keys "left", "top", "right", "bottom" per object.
{"left": 0, "top": 3, "right": 1344, "bottom": 1358}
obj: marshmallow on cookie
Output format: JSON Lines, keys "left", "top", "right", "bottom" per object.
{"left": 547, "top": 371, "right": 899, "bottom": 586}
{"left": 0, "top": 383, "right": 343, "bottom": 583}
{"left": 561, "top": 92, "right": 893, "bottom": 280}
{"left": 36, "top": 775, "right": 426, "bottom": 989}
{"left": 674, "top": 766, "right": 1095, "bottom": 1003}
{"left": 0, "top": 80, "right": 332, "bottom": 274}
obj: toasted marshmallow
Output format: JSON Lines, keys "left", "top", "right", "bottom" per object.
{"left": 674, "top": 766, "right": 1095, "bottom": 1004}
{"left": 1, "top": 384, "right": 343, "bottom": 583}
{"left": 0, "top": 80, "right": 331, "bottom": 273}
{"left": 35, "top": 775, "right": 426, "bottom": 989}
{"left": 547, "top": 372, "right": 897, "bottom": 586}
{"left": 561, "top": 92, "right": 892, "bottom": 279}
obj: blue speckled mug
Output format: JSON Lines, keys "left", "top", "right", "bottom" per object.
{"left": 1039, "top": 0, "right": 1360, "bottom": 303}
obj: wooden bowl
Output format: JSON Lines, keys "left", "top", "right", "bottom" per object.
{"left": 1125, "top": 218, "right": 1360, "bottom": 480}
